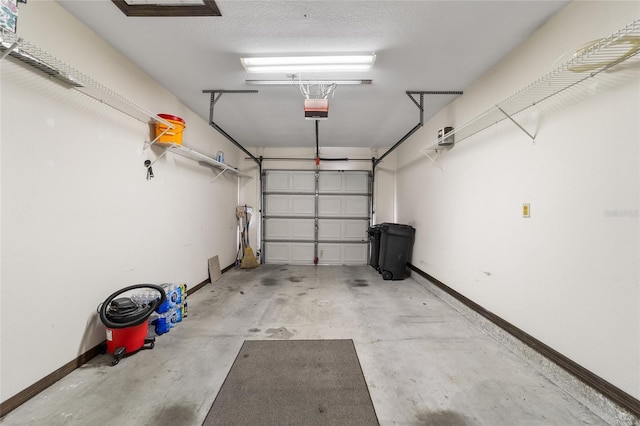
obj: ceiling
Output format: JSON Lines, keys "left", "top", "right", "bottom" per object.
{"left": 57, "top": 0, "right": 569, "bottom": 149}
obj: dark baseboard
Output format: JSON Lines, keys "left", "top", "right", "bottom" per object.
{"left": 188, "top": 262, "right": 236, "bottom": 296}
{"left": 1, "top": 263, "right": 236, "bottom": 418}
{"left": 0, "top": 343, "right": 103, "bottom": 417}
{"left": 221, "top": 262, "right": 236, "bottom": 274}
{"left": 187, "top": 277, "right": 210, "bottom": 296}
{"left": 407, "top": 263, "right": 640, "bottom": 418}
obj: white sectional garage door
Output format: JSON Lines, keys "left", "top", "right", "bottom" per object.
{"left": 263, "top": 170, "right": 371, "bottom": 265}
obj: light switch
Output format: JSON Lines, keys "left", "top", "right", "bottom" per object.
{"left": 523, "top": 203, "right": 530, "bottom": 218}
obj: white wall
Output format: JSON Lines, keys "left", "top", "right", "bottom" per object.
{"left": 1, "top": 1, "right": 243, "bottom": 402}
{"left": 393, "top": 1, "right": 640, "bottom": 397}
{"left": 372, "top": 150, "right": 396, "bottom": 225}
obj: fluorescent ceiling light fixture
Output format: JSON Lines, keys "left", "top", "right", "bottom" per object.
{"left": 246, "top": 79, "right": 372, "bottom": 85}
{"left": 241, "top": 54, "right": 376, "bottom": 73}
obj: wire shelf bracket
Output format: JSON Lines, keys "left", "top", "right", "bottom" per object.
{"left": 375, "top": 90, "right": 463, "bottom": 170}
{"left": 0, "top": 38, "right": 20, "bottom": 61}
{"left": 420, "top": 18, "right": 640, "bottom": 162}
{"left": 496, "top": 106, "right": 536, "bottom": 142}
{"left": 150, "top": 143, "right": 252, "bottom": 182}
{"left": 421, "top": 146, "right": 445, "bottom": 171}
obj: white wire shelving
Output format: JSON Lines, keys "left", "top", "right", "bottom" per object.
{"left": 0, "top": 27, "right": 172, "bottom": 130}
{"left": 0, "top": 28, "right": 249, "bottom": 180}
{"left": 154, "top": 143, "right": 251, "bottom": 182}
{"left": 421, "top": 18, "right": 640, "bottom": 166}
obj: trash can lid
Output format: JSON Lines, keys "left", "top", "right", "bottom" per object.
{"left": 380, "top": 223, "right": 415, "bottom": 236}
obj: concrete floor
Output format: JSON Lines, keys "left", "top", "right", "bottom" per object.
{"left": 2, "top": 265, "right": 611, "bottom": 425}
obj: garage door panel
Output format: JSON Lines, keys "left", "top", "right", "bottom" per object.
{"left": 343, "top": 244, "right": 368, "bottom": 264}
{"left": 292, "top": 172, "right": 316, "bottom": 192}
{"left": 291, "top": 244, "right": 315, "bottom": 263}
{"left": 342, "top": 220, "right": 368, "bottom": 240}
{"left": 265, "top": 219, "right": 314, "bottom": 240}
{"left": 344, "top": 172, "right": 369, "bottom": 192}
{"left": 264, "top": 195, "right": 291, "bottom": 215}
{"left": 291, "top": 220, "right": 315, "bottom": 239}
{"left": 264, "top": 242, "right": 315, "bottom": 264}
{"left": 318, "top": 195, "right": 369, "bottom": 217}
{"left": 318, "top": 171, "right": 369, "bottom": 193}
{"left": 317, "top": 243, "right": 341, "bottom": 263}
{"left": 264, "top": 242, "right": 290, "bottom": 263}
{"left": 317, "top": 220, "right": 341, "bottom": 240}
{"left": 318, "top": 196, "right": 341, "bottom": 216}
{"left": 265, "top": 170, "right": 316, "bottom": 193}
{"left": 318, "top": 219, "right": 368, "bottom": 241}
{"left": 343, "top": 196, "right": 369, "bottom": 216}
{"left": 264, "top": 219, "right": 290, "bottom": 240}
{"left": 265, "top": 171, "right": 292, "bottom": 192}
{"left": 318, "top": 243, "right": 368, "bottom": 264}
{"left": 292, "top": 196, "right": 315, "bottom": 215}
{"left": 318, "top": 172, "right": 342, "bottom": 192}
{"left": 265, "top": 194, "right": 315, "bottom": 216}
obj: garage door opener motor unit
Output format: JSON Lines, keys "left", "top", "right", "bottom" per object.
{"left": 98, "top": 284, "right": 166, "bottom": 365}
{"left": 304, "top": 98, "right": 329, "bottom": 120}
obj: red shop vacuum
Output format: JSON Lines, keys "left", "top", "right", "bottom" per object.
{"left": 98, "top": 284, "right": 166, "bottom": 366}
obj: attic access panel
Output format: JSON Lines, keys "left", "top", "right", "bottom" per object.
{"left": 112, "top": 0, "right": 221, "bottom": 17}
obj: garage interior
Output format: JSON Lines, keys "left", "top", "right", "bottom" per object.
{"left": 1, "top": 1, "right": 639, "bottom": 425}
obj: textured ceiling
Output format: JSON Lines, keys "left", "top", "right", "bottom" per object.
{"left": 57, "top": 0, "right": 569, "bottom": 148}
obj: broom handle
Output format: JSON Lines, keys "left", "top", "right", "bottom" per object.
{"left": 245, "top": 204, "right": 250, "bottom": 246}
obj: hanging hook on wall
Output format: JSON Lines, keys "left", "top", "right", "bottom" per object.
{"left": 144, "top": 160, "right": 154, "bottom": 180}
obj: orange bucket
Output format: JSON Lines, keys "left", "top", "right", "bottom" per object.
{"left": 155, "top": 114, "right": 185, "bottom": 145}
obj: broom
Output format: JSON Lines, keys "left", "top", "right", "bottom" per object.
{"left": 240, "top": 205, "right": 259, "bottom": 269}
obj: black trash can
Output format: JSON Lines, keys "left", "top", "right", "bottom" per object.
{"left": 378, "top": 223, "right": 415, "bottom": 280}
{"left": 367, "top": 225, "right": 382, "bottom": 269}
